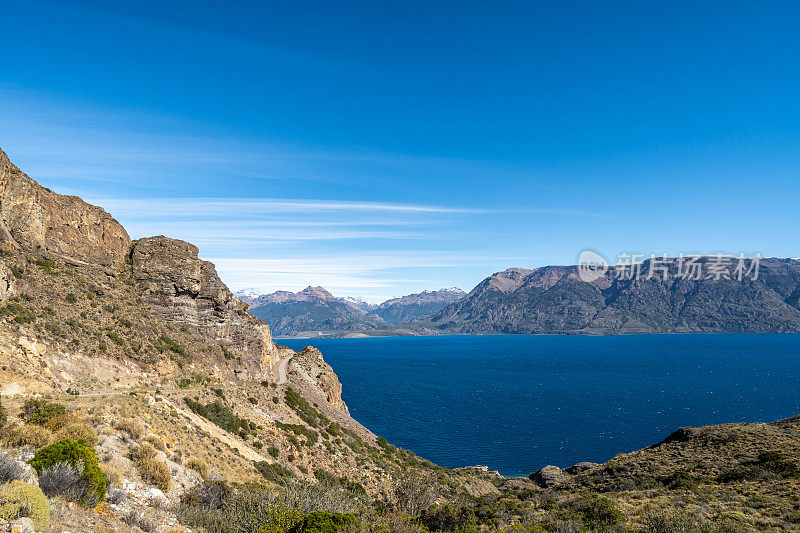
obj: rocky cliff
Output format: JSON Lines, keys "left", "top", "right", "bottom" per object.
{"left": 0, "top": 148, "right": 130, "bottom": 269}
{"left": 429, "top": 257, "right": 800, "bottom": 334}
{"left": 132, "top": 236, "right": 276, "bottom": 379}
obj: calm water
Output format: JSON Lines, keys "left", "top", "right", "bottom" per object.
{"left": 281, "top": 334, "right": 800, "bottom": 477}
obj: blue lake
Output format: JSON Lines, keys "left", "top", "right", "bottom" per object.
{"left": 281, "top": 334, "right": 800, "bottom": 477}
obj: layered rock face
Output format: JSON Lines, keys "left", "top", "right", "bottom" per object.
{"left": 290, "top": 346, "right": 349, "bottom": 413}
{"left": 131, "top": 236, "right": 276, "bottom": 378}
{"left": 0, "top": 148, "right": 130, "bottom": 268}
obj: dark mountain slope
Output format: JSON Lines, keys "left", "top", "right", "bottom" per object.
{"left": 246, "top": 286, "right": 386, "bottom": 335}
{"left": 367, "top": 287, "right": 465, "bottom": 323}
{"left": 429, "top": 257, "right": 800, "bottom": 334}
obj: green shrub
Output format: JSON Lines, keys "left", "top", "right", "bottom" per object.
{"left": 719, "top": 450, "right": 800, "bottom": 482}
{"left": 184, "top": 398, "right": 253, "bottom": 437}
{"left": 268, "top": 446, "right": 280, "bottom": 458}
{"left": 419, "top": 504, "right": 480, "bottom": 532}
{"left": 178, "top": 482, "right": 302, "bottom": 533}
{"left": 32, "top": 258, "right": 55, "bottom": 273}
{"left": 568, "top": 494, "right": 623, "bottom": 528}
{"left": 106, "top": 331, "right": 124, "bottom": 346}
{"left": 276, "top": 421, "right": 318, "bottom": 445}
{"left": 0, "top": 302, "right": 36, "bottom": 324}
{"left": 28, "top": 438, "right": 106, "bottom": 506}
{"left": 254, "top": 461, "right": 294, "bottom": 483}
{"left": 65, "top": 293, "right": 77, "bottom": 303}
{"left": 0, "top": 399, "right": 6, "bottom": 429}
{"left": 21, "top": 399, "right": 66, "bottom": 427}
{"left": 0, "top": 480, "right": 50, "bottom": 531}
{"left": 291, "top": 511, "right": 358, "bottom": 532}
{"left": 284, "top": 387, "right": 330, "bottom": 428}
{"left": 662, "top": 470, "right": 697, "bottom": 490}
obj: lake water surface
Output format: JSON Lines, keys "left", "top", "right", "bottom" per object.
{"left": 281, "top": 334, "right": 800, "bottom": 477}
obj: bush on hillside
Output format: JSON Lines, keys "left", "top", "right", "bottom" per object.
{"left": 186, "top": 457, "right": 209, "bottom": 479}
{"left": 183, "top": 398, "right": 253, "bottom": 437}
{"left": 28, "top": 438, "right": 106, "bottom": 506}
{"left": 0, "top": 399, "right": 6, "bottom": 429}
{"left": 566, "top": 494, "right": 623, "bottom": 529}
{"left": 114, "top": 418, "right": 144, "bottom": 439}
{"left": 284, "top": 387, "right": 330, "bottom": 428}
{"left": 718, "top": 450, "right": 800, "bottom": 482}
{"left": 0, "top": 480, "right": 50, "bottom": 531}
{"left": 21, "top": 399, "right": 66, "bottom": 427}
{"left": 255, "top": 461, "right": 294, "bottom": 483}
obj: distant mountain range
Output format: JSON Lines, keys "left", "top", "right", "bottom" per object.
{"left": 426, "top": 257, "right": 800, "bottom": 334}
{"left": 239, "top": 257, "right": 800, "bottom": 337}
{"left": 236, "top": 286, "right": 465, "bottom": 336}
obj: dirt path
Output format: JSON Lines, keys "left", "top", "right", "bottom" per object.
{"left": 275, "top": 352, "right": 293, "bottom": 385}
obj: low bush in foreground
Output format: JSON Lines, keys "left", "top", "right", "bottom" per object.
{"left": 178, "top": 481, "right": 361, "bottom": 533}
{"left": 293, "top": 510, "right": 358, "bottom": 532}
{"left": 28, "top": 438, "right": 106, "bottom": 506}
{"left": 0, "top": 480, "right": 50, "bottom": 531}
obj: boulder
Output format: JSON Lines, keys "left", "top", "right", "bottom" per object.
{"left": 528, "top": 465, "right": 568, "bottom": 488}
{"left": 10, "top": 518, "right": 35, "bottom": 533}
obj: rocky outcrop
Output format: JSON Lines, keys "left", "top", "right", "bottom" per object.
{"left": 429, "top": 258, "right": 800, "bottom": 334}
{"left": 0, "top": 148, "right": 130, "bottom": 268}
{"left": 564, "top": 461, "right": 600, "bottom": 474}
{"left": 289, "top": 346, "right": 349, "bottom": 413}
{"left": 131, "top": 236, "right": 276, "bottom": 379}
{"left": 529, "top": 465, "right": 569, "bottom": 488}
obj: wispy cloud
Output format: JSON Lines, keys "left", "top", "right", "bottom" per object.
{"left": 87, "top": 197, "right": 487, "bottom": 217}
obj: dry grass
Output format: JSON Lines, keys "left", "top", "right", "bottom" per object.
{"left": 114, "top": 418, "right": 144, "bottom": 439}
{"left": 1, "top": 423, "right": 53, "bottom": 449}
{"left": 44, "top": 413, "right": 81, "bottom": 432}
{"left": 53, "top": 423, "right": 98, "bottom": 447}
{"left": 186, "top": 457, "right": 209, "bottom": 479}
{"left": 143, "top": 434, "right": 166, "bottom": 451}
{"left": 129, "top": 443, "right": 172, "bottom": 492}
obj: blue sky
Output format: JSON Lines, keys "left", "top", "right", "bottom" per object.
{"left": 2, "top": 1, "right": 799, "bottom": 302}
